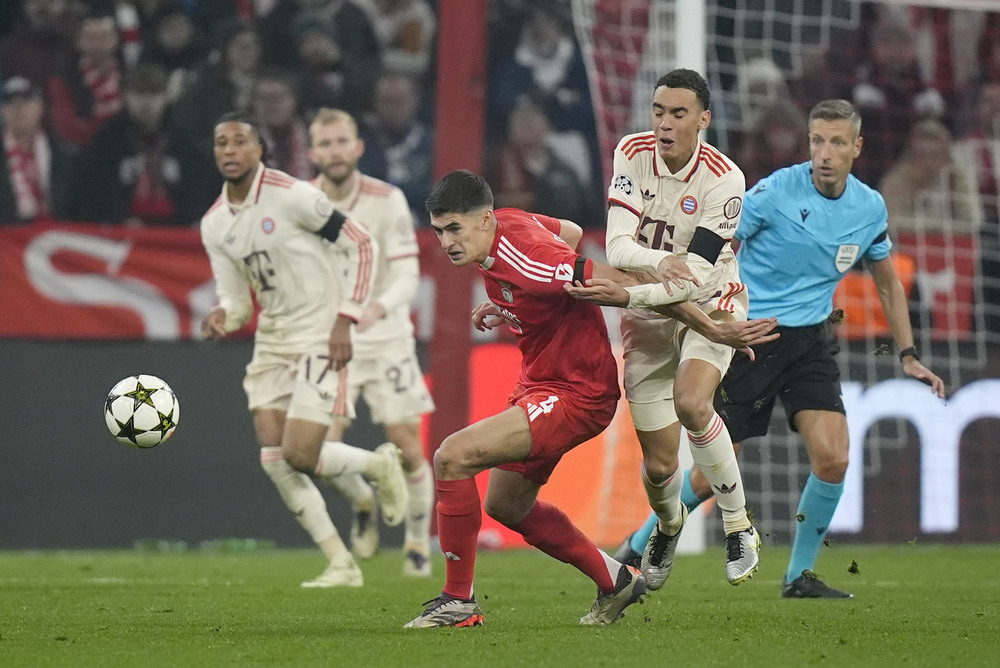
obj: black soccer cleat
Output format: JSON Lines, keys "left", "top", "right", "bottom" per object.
{"left": 612, "top": 533, "right": 642, "bottom": 569}
{"left": 782, "top": 570, "right": 853, "bottom": 599}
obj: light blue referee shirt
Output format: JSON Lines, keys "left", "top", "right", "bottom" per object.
{"left": 736, "top": 162, "right": 892, "bottom": 326}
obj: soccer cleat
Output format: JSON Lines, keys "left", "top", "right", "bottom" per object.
{"left": 371, "top": 443, "right": 408, "bottom": 527}
{"left": 782, "top": 571, "right": 853, "bottom": 599}
{"left": 580, "top": 564, "right": 647, "bottom": 626}
{"left": 301, "top": 553, "right": 364, "bottom": 588}
{"left": 640, "top": 505, "right": 687, "bottom": 591}
{"left": 350, "top": 506, "right": 380, "bottom": 559}
{"left": 724, "top": 525, "right": 761, "bottom": 585}
{"left": 612, "top": 533, "right": 642, "bottom": 569}
{"left": 404, "top": 593, "right": 484, "bottom": 629}
{"left": 402, "top": 545, "right": 432, "bottom": 577}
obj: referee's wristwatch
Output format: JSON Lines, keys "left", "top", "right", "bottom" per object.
{"left": 898, "top": 345, "right": 920, "bottom": 362}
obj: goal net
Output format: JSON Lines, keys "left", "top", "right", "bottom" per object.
{"left": 570, "top": 0, "right": 1000, "bottom": 545}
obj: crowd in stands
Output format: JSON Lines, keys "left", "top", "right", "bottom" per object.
{"left": 0, "top": 0, "right": 998, "bottom": 337}
{"left": 0, "top": 0, "right": 438, "bottom": 226}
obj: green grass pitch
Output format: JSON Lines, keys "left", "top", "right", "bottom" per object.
{"left": 2, "top": 544, "right": 998, "bottom": 667}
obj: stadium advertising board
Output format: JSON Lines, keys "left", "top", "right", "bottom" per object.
{"left": 0, "top": 223, "right": 994, "bottom": 540}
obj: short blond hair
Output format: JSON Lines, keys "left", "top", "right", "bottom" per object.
{"left": 308, "top": 108, "right": 359, "bottom": 141}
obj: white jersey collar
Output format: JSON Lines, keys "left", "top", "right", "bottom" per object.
{"left": 223, "top": 162, "right": 266, "bottom": 214}
{"left": 655, "top": 140, "right": 702, "bottom": 182}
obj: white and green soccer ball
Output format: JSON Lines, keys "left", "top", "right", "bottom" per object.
{"left": 104, "top": 374, "right": 180, "bottom": 448}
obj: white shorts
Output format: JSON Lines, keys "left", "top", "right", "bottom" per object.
{"left": 622, "top": 287, "right": 748, "bottom": 431}
{"left": 338, "top": 339, "right": 435, "bottom": 426}
{"left": 243, "top": 348, "right": 348, "bottom": 426}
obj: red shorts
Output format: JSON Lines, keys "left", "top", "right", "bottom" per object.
{"left": 496, "top": 384, "right": 618, "bottom": 485}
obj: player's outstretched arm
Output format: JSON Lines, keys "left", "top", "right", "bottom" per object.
{"left": 557, "top": 218, "right": 583, "bottom": 251}
{"left": 869, "top": 256, "right": 946, "bottom": 398}
{"left": 662, "top": 303, "right": 779, "bottom": 360}
{"left": 563, "top": 269, "right": 779, "bottom": 358}
{"left": 327, "top": 314, "right": 354, "bottom": 371}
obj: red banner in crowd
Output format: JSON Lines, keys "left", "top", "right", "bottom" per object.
{"left": 0, "top": 223, "right": 220, "bottom": 340}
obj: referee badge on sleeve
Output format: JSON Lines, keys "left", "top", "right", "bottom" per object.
{"left": 835, "top": 244, "right": 860, "bottom": 272}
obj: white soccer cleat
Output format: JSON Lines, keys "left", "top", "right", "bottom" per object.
{"left": 640, "top": 504, "right": 687, "bottom": 591}
{"left": 580, "top": 564, "right": 647, "bottom": 626}
{"left": 404, "top": 594, "right": 484, "bottom": 629}
{"left": 725, "top": 525, "right": 761, "bottom": 585}
{"left": 371, "top": 443, "right": 408, "bottom": 527}
{"left": 301, "top": 553, "right": 364, "bottom": 588}
{"left": 350, "top": 505, "right": 380, "bottom": 560}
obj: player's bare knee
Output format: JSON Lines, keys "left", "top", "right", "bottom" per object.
{"left": 643, "top": 456, "right": 679, "bottom": 483}
{"left": 282, "top": 446, "right": 318, "bottom": 474}
{"left": 432, "top": 440, "right": 469, "bottom": 480}
{"left": 482, "top": 498, "right": 519, "bottom": 527}
{"left": 814, "top": 454, "right": 848, "bottom": 482}
{"left": 674, "top": 396, "right": 714, "bottom": 432}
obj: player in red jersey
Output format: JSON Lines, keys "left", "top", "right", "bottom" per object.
{"left": 404, "top": 170, "right": 777, "bottom": 629}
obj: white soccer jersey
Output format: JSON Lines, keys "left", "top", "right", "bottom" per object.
{"left": 606, "top": 132, "right": 746, "bottom": 314}
{"left": 317, "top": 174, "right": 420, "bottom": 356}
{"left": 201, "top": 164, "right": 376, "bottom": 353}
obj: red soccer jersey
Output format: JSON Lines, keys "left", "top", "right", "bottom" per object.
{"left": 479, "top": 208, "right": 620, "bottom": 404}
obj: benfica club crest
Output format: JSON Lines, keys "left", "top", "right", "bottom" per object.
{"left": 499, "top": 281, "right": 513, "bottom": 303}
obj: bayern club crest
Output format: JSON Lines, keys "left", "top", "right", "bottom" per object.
{"left": 680, "top": 195, "right": 698, "bottom": 214}
{"left": 261, "top": 217, "right": 275, "bottom": 233}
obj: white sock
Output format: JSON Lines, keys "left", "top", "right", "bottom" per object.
{"left": 686, "top": 414, "right": 750, "bottom": 533}
{"left": 259, "top": 447, "right": 342, "bottom": 548}
{"left": 315, "top": 440, "right": 378, "bottom": 478}
{"left": 404, "top": 459, "right": 434, "bottom": 548}
{"left": 326, "top": 473, "right": 376, "bottom": 512}
{"left": 641, "top": 463, "right": 684, "bottom": 535}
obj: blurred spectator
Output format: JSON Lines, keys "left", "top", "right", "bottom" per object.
{"left": 487, "top": 5, "right": 597, "bottom": 185}
{"left": 737, "top": 98, "right": 809, "bottom": 188}
{"left": 358, "top": 73, "right": 431, "bottom": 223}
{"left": 173, "top": 18, "right": 261, "bottom": 145}
{"left": 735, "top": 58, "right": 791, "bottom": 131}
{"left": 880, "top": 118, "right": 983, "bottom": 338}
{"left": 258, "top": 0, "right": 382, "bottom": 115}
{"left": 976, "top": 13, "right": 1000, "bottom": 84}
{"left": 71, "top": 62, "right": 216, "bottom": 225}
{"left": 0, "top": 0, "right": 78, "bottom": 89}
{"left": 136, "top": 2, "right": 208, "bottom": 102}
{"left": 361, "top": 0, "right": 435, "bottom": 80}
{"left": 0, "top": 76, "right": 74, "bottom": 223}
{"left": 253, "top": 66, "right": 313, "bottom": 179}
{"left": 850, "top": 15, "right": 945, "bottom": 186}
{"left": 880, "top": 119, "right": 982, "bottom": 236}
{"left": 954, "top": 80, "right": 1000, "bottom": 332}
{"left": 46, "top": 9, "right": 123, "bottom": 149}
{"left": 489, "top": 99, "right": 599, "bottom": 228}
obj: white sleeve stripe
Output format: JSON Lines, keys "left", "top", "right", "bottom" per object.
{"left": 498, "top": 235, "right": 556, "bottom": 273}
{"left": 497, "top": 246, "right": 553, "bottom": 283}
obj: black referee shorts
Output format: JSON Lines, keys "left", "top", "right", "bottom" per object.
{"left": 714, "top": 321, "right": 845, "bottom": 442}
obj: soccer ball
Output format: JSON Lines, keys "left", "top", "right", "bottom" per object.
{"left": 104, "top": 374, "right": 180, "bottom": 448}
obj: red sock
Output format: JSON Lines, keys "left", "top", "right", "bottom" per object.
{"left": 436, "top": 477, "right": 482, "bottom": 600}
{"left": 512, "top": 500, "right": 615, "bottom": 593}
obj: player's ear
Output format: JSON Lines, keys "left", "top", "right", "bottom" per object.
{"left": 699, "top": 109, "right": 712, "bottom": 131}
